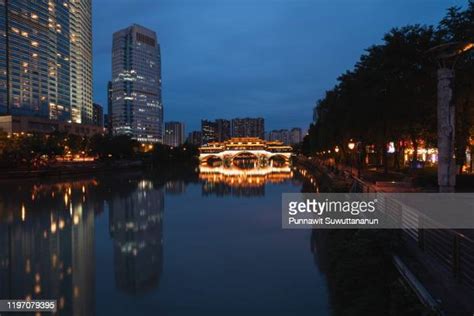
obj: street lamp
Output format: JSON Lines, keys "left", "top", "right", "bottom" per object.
{"left": 348, "top": 140, "right": 356, "bottom": 175}
{"left": 348, "top": 140, "right": 356, "bottom": 151}
{"left": 428, "top": 42, "right": 474, "bottom": 192}
{"left": 334, "top": 146, "right": 340, "bottom": 171}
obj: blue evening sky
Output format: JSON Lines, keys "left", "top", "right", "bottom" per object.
{"left": 92, "top": 0, "right": 466, "bottom": 132}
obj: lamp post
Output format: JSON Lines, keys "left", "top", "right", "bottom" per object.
{"left": 428, "top": 42, "right": 474, "bottom": 192}
{"left": 348, "top": 140, "right": 356, "bottom": 176}
{"left": 356, "top": 142, "right": 362, "bottom": 178}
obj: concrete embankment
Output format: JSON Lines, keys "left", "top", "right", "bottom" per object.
{"left": 0, "top": 160, "right": 143, "bottom": 180}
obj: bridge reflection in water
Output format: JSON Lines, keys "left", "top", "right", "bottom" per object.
{"left": 199, "top": 165, "right": 293, "bottom": 197}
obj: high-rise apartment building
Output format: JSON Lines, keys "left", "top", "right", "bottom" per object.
{"left": 215, "top": 119, "right": 231, "bottom": 142}
{"left": 0, "top": 0, "right": 93, "bottom": 123}
{"left": 111, "top": 24, "right": 163, "bottom": 143}
{"left": 164, "top": 121, "right": 185, "bottom": 147}
{"left": 231, "top": 118, "right": 264, "bottom": 139}
{"left": 268, "top": 129, "right": 290, "bottom": 144}
{"left": 290, "top": 127, "right": 302, "bottom": 144}
{"left": 201, "top": 120, "right": 217, "bottom": 144}
{"left": 187, "top": 131, "right": 202, "bottom": 146}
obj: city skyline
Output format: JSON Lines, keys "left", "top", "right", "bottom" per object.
{"left": 91, "top": 0, "right": 465, "bottom": 132}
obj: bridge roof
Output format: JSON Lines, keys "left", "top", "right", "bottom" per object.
{"left": 199, "top": 137, "right": 292, "bottom": 154}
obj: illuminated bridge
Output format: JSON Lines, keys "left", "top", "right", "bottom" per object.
{"left": 199, "top": 137, "right": 293, "bottom": 168}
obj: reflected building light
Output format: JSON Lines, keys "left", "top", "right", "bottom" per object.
{"left": 52, "top": 254, "right": 57, "bottom": 268}
{"left": 21, "top": 204, "right": 26, "bottom": 222}
{"left": 25, "top": 259, "right": 31, "bottom": 273}
{"left": 73, "top": 214, "right": 80, "bottom": 225}
{"left": 51, "top": 222, "right": 57, "bottom": 234}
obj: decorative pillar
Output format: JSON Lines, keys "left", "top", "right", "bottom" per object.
{"left": 437, "top": 68, "right": 456, "bottom": 192}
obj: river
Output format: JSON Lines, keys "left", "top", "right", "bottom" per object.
{"left": 0, "top": 167, "right": 330, "bottom": 315}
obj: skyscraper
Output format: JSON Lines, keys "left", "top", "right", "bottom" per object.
{"left": 0, "top": 0, "right": 93, "bottom": 123}
{"left": 231, "top": 118, "right": 264, "bottom": 139}
{"left": 164, "top": 121, "right": 185, "bottom": 147}
{"left": 111, "top": 24, "right": 163, "bottom": 143}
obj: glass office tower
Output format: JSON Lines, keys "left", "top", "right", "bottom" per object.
{"left": 111, "top": 24, "right": 163, "bottom": 143}
{"left": 0, "top": 0, "right": 93, "bottom": 123}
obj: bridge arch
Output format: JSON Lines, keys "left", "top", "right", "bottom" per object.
{"left": 268, "top": 154, "right": 291, "bottom": 167}
{"left": 231, "top": 152, "right": 260, "bottom": 169}
{"left": 201, "top": 155, "right": 224, "bottom": 166}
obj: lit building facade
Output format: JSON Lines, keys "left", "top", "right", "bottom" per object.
{"left": 0, "top": 0, "right": 93, "bottom": 123}
{"left": 231, "top": 118, "right": 264, "bottom": 139}
{"left": 111, "top": 24, "right": 163, "bottom": 143}
{"left": 164, "top": 121, "right": 185, "bottom": 147}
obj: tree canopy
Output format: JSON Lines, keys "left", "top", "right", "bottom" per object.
{"left": 305, "top": 2, "right": 474, "bottom": 170}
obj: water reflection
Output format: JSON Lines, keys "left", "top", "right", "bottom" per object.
{"left": 0, "top": 179, "right": 97, "bottom": 315}
{"left": 0, "top": 168, "right": 330, "bottom": 316}
{"left": 199, "top": 165, "right": 293, "bottom": 197}
{"left": 108, "top": 179, "right": 164, "bottom": 295}
{"left": 0, "top": 175, "right": 166, "bottom": 314}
